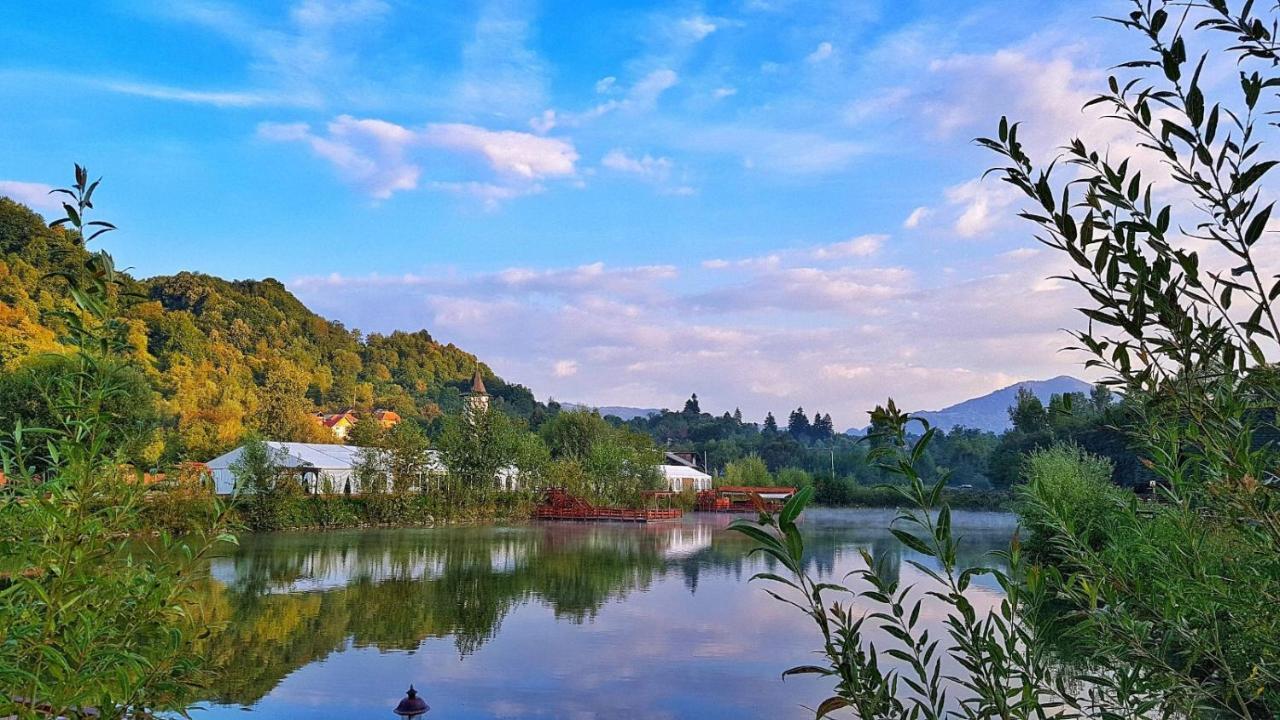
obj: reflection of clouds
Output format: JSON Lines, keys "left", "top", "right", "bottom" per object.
{"left": 198, "top": 511, "right": 1017, "bottom": 720}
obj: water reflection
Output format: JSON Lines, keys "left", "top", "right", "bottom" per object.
{"left": 193, "top": 509, "right": 1016, "bottom": 719}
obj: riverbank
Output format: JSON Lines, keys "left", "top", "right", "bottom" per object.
{"left": 143, "top": 492, "right": 536, "bottom": 534}
{"left": 143, "top": 486, "right": 1011, "bottom": 534}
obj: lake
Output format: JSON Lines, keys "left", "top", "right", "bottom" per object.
{"left": 192, "top": 508, "right": 1017, "bottom": 719}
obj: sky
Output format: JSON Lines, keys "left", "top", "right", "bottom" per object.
{"left": 0, "top": 0, "right": 1139, "bottom": 429}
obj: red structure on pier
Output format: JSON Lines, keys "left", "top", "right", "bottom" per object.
{"left": 695, "top": 486, "right": 797, "bottom": 513}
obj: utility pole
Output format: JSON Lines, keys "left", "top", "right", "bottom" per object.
{"left": 830, "top": 448, "right": 836, "bottom": 483}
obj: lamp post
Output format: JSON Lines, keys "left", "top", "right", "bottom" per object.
{"left": 393, "top": 686, "right": 429, "bottom": 717}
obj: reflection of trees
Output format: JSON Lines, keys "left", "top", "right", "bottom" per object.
{"left": 196, "top": 517, "right": 1013, "bottom": 706}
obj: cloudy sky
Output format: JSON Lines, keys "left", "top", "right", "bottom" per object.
{"left": 1, "top": 0, "right": 1137, "bottom": 428}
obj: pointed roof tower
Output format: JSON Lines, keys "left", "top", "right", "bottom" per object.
{"left": 470, "top": 365, "right": 488, "bottom": 395}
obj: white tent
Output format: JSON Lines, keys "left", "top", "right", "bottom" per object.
{"left": 206, "top": 442, "right": 448, "bottom": 495}
{"left": 658, "top": 463, "right": 711, "bottom": 492}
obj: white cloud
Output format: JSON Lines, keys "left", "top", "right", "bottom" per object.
{"left": 528, "top": 109, "right": 557, "bottom": 134}
{"left": 602, "top": 150, "right": 672, "bottom": 181}
{"left": 902, "top": 206, "right": 930, "bottom": 229}
{"left": 629, "top": 69, "right": 679, "bottom": 108}
{"left": 451, "top": 0, "right": 550, "bottom": 117}
{"left": 813, "top": 234, "right": 886, "bottom": 259}
{"left": 712, "top": 87, "right": 737, "bottom": 100}
{"left": 0, "top": 180, "right": 59, "bottom": 212}
{"left": 806, "top": 41, "right": 834, "bottom": 63}
{"left": 99, "top": 80, "right": 303, "bottom": 108}
{"left": 425, "top": 123, "right": 578, "bottom": 179}
{"left": 258, "top": 115, "right": 420, "bottom": 199}
{"left": 553, "top": 359, "right": 580, "bottom": 377}
{"left": 428, "top": 181, "right": 544, "bottom": 210}
{"left": 555, "top": 69, "right": 680, "bottom": 127}
{"left": 259, "top": 115, "right": 577, "bottom": 201}
{"left": 677, "top": 16, "right": 717, "bottom": 41}
{"left": 945, "top": 178, "right": 1016, "bottom": 238}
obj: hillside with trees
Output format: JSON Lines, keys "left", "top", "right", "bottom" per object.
{"left": 0, "top": 197, "right": 535, "bottom": 466}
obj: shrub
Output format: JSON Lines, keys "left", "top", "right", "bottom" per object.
{"left": 1018, "top": 444, "right": 1128, "bottom": 556}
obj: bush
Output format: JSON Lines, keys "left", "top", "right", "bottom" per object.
{"left": 1018, "top": 444, "right": 1128, "bottom": 556}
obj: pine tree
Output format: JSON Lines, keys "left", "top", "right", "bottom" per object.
{"left": 733, "top": 407, "right": 743, "bottom": 424}
{"left": 683, "top": 393, "right": 701, "bottom": 414}
{"left": 763, "top": 412, "right": 778, "bottom": 433}
{"left": 787, "top": 407, "right": 811, "bottom": 438}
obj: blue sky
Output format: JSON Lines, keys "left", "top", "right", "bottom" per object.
{"left": 1, "top": 0, "right": 1129, "bottom": 427}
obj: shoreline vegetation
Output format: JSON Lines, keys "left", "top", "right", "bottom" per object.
{"left": 142, "top": 487, "right": 1013, "bottom": 535}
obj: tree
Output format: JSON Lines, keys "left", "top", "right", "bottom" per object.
{"left": 786, "top": 407, "right": 811, "bottom": 438}
{"left": 540, "top": 409, "right": 609, "bottom": 461}
{"left": 0, "top": 167, "right": 235, "bottom": 718}
{"left": 762, "top": 412, "right": 778, "bottom": 433}
{"left": 229, "top": 435, "right": 287, "bottom": 496}
{"left": 722, "top": 455, "right": 773, "bottom": 487}
{"left": 384, "top": 421, "right": 430, "bottom": 493}
{"left": 345, "top": 414, "right": 385, "bottom": 447}
{"left": 438, "top": 405, "right": 524, "bottom": 500}
{"left": 0, "top": 354, "right": 162, "bottom": 474}
{"left": 682, "top": 393, "right": 701, "bottom": 415}
{"left": 733, "top": 407, "right": 743, "bottom": 424}
{"left": 1007, "top": 387, "right": 1047, "bottom": 433}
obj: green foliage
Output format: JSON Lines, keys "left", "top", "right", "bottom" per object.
{"left": 775, "top": 466, "right": 814, "bottom": 490}
{"left": 721, "top": 454, "right": 773, "bottom": 486}
{"left": 0, "top": 353, "right": 163, "bottom": 472}
{"left": 1018, "top": 444, "right": 1125, "bottom": 555}
{"left": 0, "top": 167, "right": 235, "bottom": 719}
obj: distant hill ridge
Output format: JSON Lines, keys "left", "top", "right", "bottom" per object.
{"left": 559, "top": 403, "right": 663, "bottom": 421}
{"left": 846, "top": 375, "right": 1094, "bottom": 435}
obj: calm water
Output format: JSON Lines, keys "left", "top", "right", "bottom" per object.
{"left": 192, "top": 509, "right": 1016, "bottom": 719}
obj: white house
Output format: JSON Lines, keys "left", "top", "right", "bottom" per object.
{"left": 205, "top": 442, "right": 448, "bottom": 495}
{"left": 657, "top": 452, "right": 712, "bottom": 492}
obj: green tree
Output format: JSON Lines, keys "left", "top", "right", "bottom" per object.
{"left": 0, "top": 167, "right": 235, "bottom": 719}
{"left": 384, "top": 421, "right": 430, "bottom": 493}
{"left": 345, "top": 414, "right": 385, "bottom": 447}
{"left": 721, "top": 455, "right": 773, "bottom": 487}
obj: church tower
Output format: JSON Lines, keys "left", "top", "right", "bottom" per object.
{"left": 465, "top": 366, "right": 490, "bottom": 419}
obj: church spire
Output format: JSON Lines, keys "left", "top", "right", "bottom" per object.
{"left": 470, "top": 365, "right": 488, "bottom": 395}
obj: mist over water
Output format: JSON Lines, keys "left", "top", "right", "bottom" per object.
{"left": 191, "top": 509, "right": 1016, "bottom": 719}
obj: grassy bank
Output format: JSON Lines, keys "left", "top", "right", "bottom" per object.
{"left": 143, "top": 492, "right": 536, "bottom": 534}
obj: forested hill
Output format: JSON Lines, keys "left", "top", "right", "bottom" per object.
{"left": 0, "top": 197, "right": 536, "bottom": 463}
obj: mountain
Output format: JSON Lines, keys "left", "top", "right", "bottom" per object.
{"left": 560, "top": 403, "right": 663, "bottom": 421}
{"left": 0, "top": 197, "right": 535, "bottom": 462}
{"left": 847, "top": 376, "right": 1095, "bottom": 435}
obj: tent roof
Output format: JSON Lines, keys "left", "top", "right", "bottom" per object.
{"left": 206, "top": 442, "right": 371, "bottom": 470}
{"left": 658, "top": 464, "right": 710, "bottom": 480}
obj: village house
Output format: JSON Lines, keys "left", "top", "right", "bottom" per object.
{"left": 313, "top": 408, "right": 402, "bottom": 439}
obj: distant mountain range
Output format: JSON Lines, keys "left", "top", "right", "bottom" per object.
{"left": 560, "top": 403, "right": 663, "bottom": 421}
{"left": 846, "top": 375, "right": 1095, "bottom": 435}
